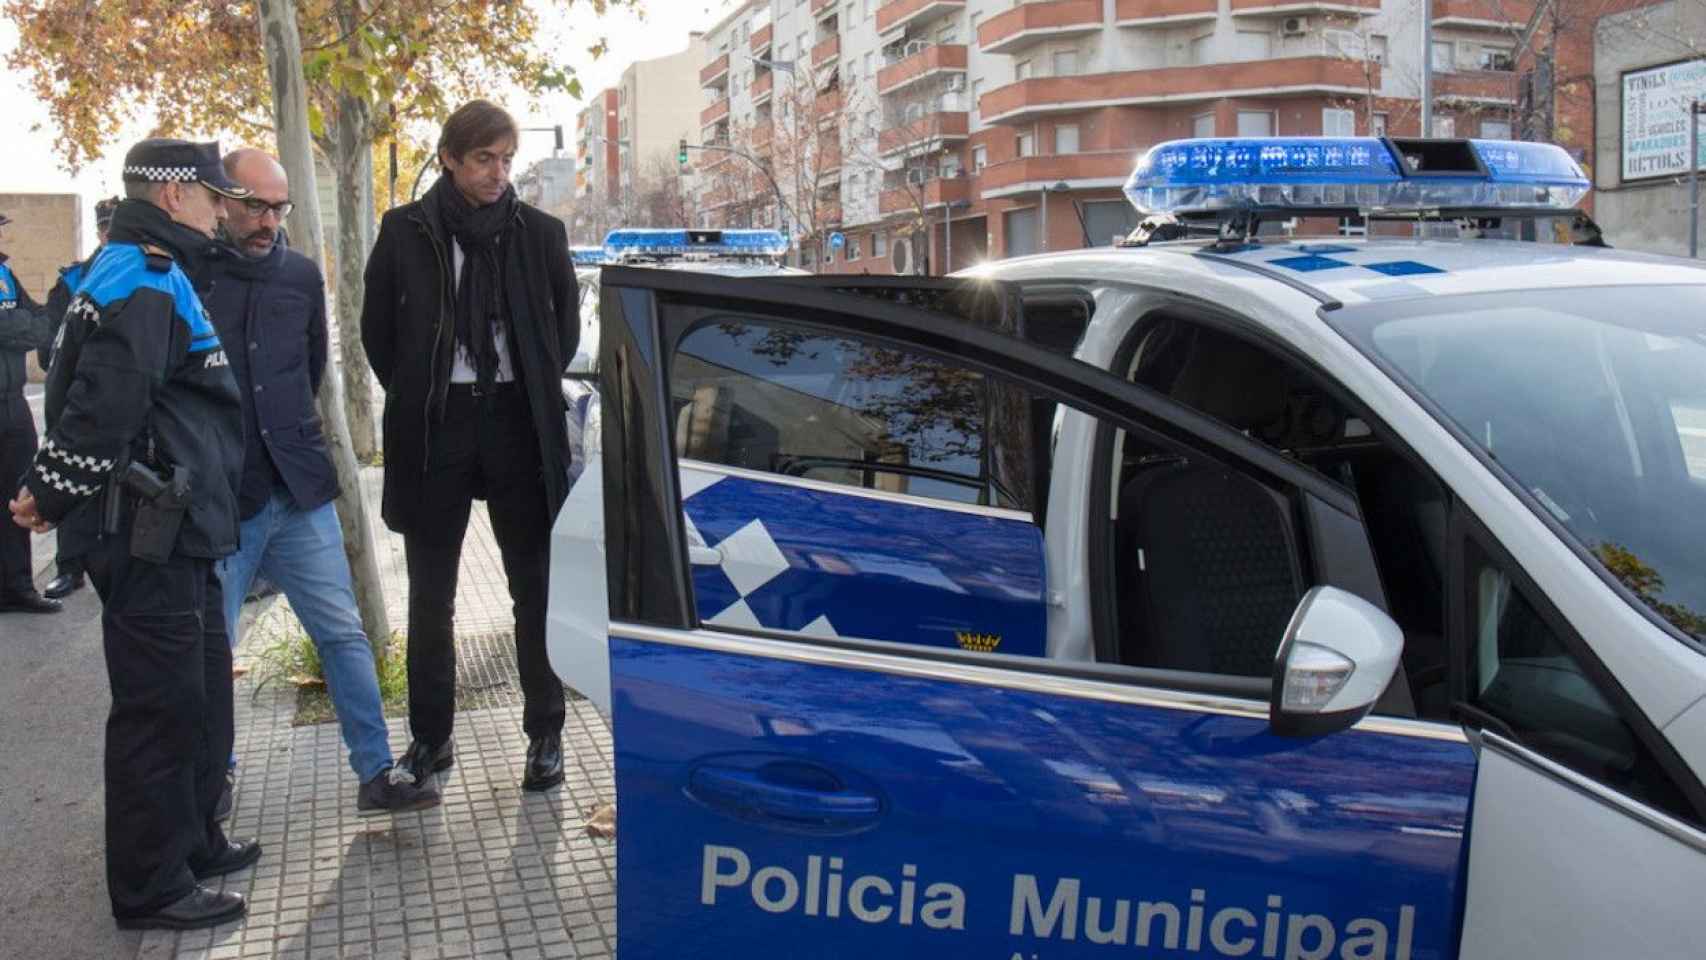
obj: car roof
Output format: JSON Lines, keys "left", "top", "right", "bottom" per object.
{"left": 968, "top": 236, "right": 1706, "bottom": 308}
{"left": 585, "top": 260, "right": 808, "bottom": 281}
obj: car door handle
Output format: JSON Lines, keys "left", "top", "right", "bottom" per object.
{"left": 689, "top": 764, "right": 882, "bottom": 831}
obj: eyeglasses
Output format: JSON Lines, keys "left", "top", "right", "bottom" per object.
{"left": 237, "top": 198, "right": 295, "bottom": 218}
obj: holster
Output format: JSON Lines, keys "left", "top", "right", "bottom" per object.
{"left": 123, "top": 462, "right": 191, "bottom": 564}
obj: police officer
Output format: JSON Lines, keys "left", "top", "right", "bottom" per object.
{"left": 8, "top": 140, "right": 258, "bottom": 931}
{"left": 38, "top": 196, "right": 121, "bottom": 600}
{"left": 0, "top": 209, "right": 60, "bottom": 614}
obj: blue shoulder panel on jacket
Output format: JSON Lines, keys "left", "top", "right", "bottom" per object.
{"left": 0, "top": 263, "right": 16, "bottom": 302}
{"left": 60, "top": 262, "right": 87, "bottom": 292}
{"left": 81, "top": 244, "right": 222, "bottom": 352}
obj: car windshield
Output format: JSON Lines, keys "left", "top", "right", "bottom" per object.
{"left": 1332, "top": 284, "right": 1706, "bottom": 644}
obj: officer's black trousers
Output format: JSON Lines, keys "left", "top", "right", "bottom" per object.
{"left": 86, "top": 537, "right": 232, "bottom": 918}
{"left": 402, "top": 385, "right": 564, "bottom": 749}
{"left": 0, "top": 392, "right": 37, "bottom": 600}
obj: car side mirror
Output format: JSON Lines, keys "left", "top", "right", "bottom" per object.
{"left": 1270, "top": 586, "right": 1405, "bottom": 738}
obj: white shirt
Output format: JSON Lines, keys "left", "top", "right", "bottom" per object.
{"left": 448, "top": 238, "right": 516, "bottom": 384}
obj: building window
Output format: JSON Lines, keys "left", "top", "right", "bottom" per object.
{"left": 1431, "top": 40, "right": 1454, "bottom": 72}
{"left": 1055, "top": 123, "right": 1080, "bottom": 155}
{"left": 972, "top": 145, "right": 988, "bottom": 171}
{"left": 1370, "top": 34, "right": 1389, "bottom": 64}
{"left": 1017, "top": 131, "right": 1036, "bottom": 157}
{"left": 848, "top": 236, "right": 862, "bottom": 261}
{"left": 1481, "top": 119, "right": 1513, "bottom": 140}
{"left": 1234, "top": 30, "right": 1272, "bottom": 62}
{"left": 1005, "top": 207, "right": 1039, "bottom": 258}
{"left": 1432, "top": 115, "right": 1456, "bottom": 137}
{"left": 1192, "top": 113, "right": 1215, "bottom": 137}
{"left": 1372, "top": 112, "right": 1389, "bottom": 135}
{"left": 1189, "top": 34, "right": 1211, "bottom": 64}
{"left": 1052, "top": 49, "right": 1079, "bottom": 76}
{"left": 971, "top": 79, "right": 984, "bottom": 118}
{"left": 1480, "top": 46, "right": 1515, "bottom": 71}
{"left": 1236, "top": 111, "right": 1274, "bottom": 137}
{"left": 873, "top": 231, "right": 888, "bottom": 257}
{"left": 1016, "top": 59, "right": 1033, "bottom": 81}
{"left": 1322, "top": 107, "right": 1355, "bottom": 136}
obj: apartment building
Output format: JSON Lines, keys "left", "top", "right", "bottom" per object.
{"left": 575, "top": 34, "right": 710, "bottom": 241}
{"left": 693, "top": 0, "right": 1550, "bottom": 273}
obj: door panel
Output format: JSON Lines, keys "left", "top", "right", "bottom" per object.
{"left": 612, "top": 626, "right": 1474, "bottom": 959}
{"left": 1458, "top": 736, "right": 1706, "bottom": 958}
{"left": 681, "top": 463, "right": 1046, "bottom": 655}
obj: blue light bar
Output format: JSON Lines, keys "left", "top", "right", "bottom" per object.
{"left": 603, "top": 228, "right": 789, "bottom": 260}
{"left": 1123, "top": 137, "right": 1589, "bottom": 218}
{"left": 570, "top": 245, "right": 607, "bottom": 266}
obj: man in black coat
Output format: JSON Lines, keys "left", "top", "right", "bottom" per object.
{"left": 361, "top": 99, "right": 577, "bottom": 791}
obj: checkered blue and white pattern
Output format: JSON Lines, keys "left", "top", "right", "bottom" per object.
{"left": 123, "top": 164, "right": 198, "bottom": 182}
{"left": 1258, "top": 243, "right": 1447, "bottom": 278}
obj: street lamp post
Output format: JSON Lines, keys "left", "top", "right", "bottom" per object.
{"left": 1691, "top": 100, "right": 1706, "bottom": 258}
{"left": 1039, "top": 180, "right": 1070, "bottom": 253}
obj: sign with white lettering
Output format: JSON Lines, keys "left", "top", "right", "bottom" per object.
{"left": 1622, "top": 59, "right": 1706, "bottom": 181}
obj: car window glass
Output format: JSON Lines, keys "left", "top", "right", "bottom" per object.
{"left": 672, "top": 319, "right": 1032, "bottom": 510}
{"left": 1468, "top": 551, "right": 1694, "bottom": 822}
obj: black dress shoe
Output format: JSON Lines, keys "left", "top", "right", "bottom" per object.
{"left": 0, "top": 591, "right": 62, "bottom": 614}
{"left": 42, "top": 572, "right": 85, "bottom": 600}
{"left": 190, "top": 838, "right": 262, "bottom": 880}
{"left": 401, "top": 738, "right": 454, "bottom": 785}
{"left": 522, "top": 733, "right": 564, "bottom": 792}
{"left": 115, "top": 886, "right": 246, "bottom": 931}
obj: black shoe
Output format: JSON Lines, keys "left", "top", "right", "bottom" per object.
{"left": 522, "top": 733, "right": 564, "bottom": 792}
{"left": 115, "top": 886, "right": 246, "bottom": 931}
{"left": 400, "top": 738, "right": 454, "bottom": 785}
{"left": 0, "top": 591, "right": 62, "bottom": 614}
{"left": 42, "top": 572, "right": 84, "bottom": 600}
{"left": 214, "top": 770, "right": 234, "bottom": 823}
{"left": 190, "top": 838, "right": 262, "bottom": 880}
{"left": 357, "top": 765, "right": 444, "bottom": 817}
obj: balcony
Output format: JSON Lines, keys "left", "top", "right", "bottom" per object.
{"left": 880, "top": 176, "right": 971, "bottom": 215}
{"left": 879, "top": 111, "right": 970, "bottom": 157}
{"left": 701, "top": 98, "right": 730, "bottom": 128}
{"left": 751, "top": 23, "right": 773, "bottom": 54}
{"left": 1432, "top": 0, "right": 1535, "bottom": 29}
{"left": 980, "top": 57, "right": 1371, "bottom": 125}
{"left": 877, "top": 43, "right": 968, "bottom": 96}
{"left": 1434, "top": 69, "right": 1519, "bottom": 105}
{"left": 980, "top": 1, "right": 1103, "bottom": 55}
{"left": 877, "top": 0, "right": 966, "bottom": 36}
{"left": 816, "top": 89, "right": 844, "bottom": 127}
{"left": 978, "top": 152, "right": 1135, "bottom": 196}
{"left": 813, "top": 35, "right": 841, "bottom": 69}
{"left": 1229, "top": 0, "right": 1379, "bottom": 16}
{"left": 752, "top": 71, "right": 775, "bottom": 106}
{"left": 751, "top": 124, "right": 774, "bottom": 154}
{"left": 1114, "top": 0, "right": 1218, "bottom": 26}
{"left": 813, "top": 0, "right": 838, "bottom": 21}
{"left": 700, "top": 54, "right": 730, "bottom": 88}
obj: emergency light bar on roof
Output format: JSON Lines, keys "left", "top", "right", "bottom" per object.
{"left": 571, "top": 245, "right": 607, "bottom": 267}
{"left": 1123, "top": 137, "right": 1590, "bottom": 220}
{"left": 603, "top": 228, "right": 789, "bottom": 261}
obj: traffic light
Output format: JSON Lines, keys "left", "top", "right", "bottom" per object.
{"left": 678, "top": 139, "right": 689, "bottom": 167}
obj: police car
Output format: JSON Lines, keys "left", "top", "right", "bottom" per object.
{"left": 547, "top": 139, "right": 1706, "bottom": 958}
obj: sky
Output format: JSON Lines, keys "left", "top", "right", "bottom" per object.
{"left": 0, "top": 0, "right": 742, "bottom": 250}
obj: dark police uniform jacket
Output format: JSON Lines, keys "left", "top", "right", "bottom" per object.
{"left": 27, "top": 199, "right": 244, "bottom": 560}
{"left": 39, "top": 253, "right": 97, "bottom": 371}
{"left": 0, "top": 255, "right": 51, "bottom": 408}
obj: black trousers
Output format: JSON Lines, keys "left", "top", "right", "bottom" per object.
{"left": 0, "top": 392, "right": 38, "bottom": 599}
{"left": 85, "top": 536, "right": 232, "bottom": 918}
{"left": 403, "top": 385, "right": 564, "bottom": 748}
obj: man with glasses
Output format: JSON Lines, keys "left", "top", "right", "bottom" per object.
{"left": 203, "top": 148, "right": 441, "bottom": 819}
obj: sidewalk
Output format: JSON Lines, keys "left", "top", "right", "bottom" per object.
{"left": 132, "top": 467, "right": 618, "bottom": 960}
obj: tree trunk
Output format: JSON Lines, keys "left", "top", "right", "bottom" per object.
{"left": 332, "top": 2, "right": 379, "bottom": 463}
{"left": 256, "top": 0, "right": 392, "bottom": 655}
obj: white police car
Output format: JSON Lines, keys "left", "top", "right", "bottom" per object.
{"left": 548, "top": 140, "right": 1706, "bottom": 958}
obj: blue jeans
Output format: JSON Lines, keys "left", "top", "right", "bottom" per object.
{"left": 217, "top": 489, "right": 392, "bottom": 782}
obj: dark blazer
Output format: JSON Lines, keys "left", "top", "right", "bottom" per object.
{"left": 360, "top": 195, "right": 577, "bottom": 535}
{"left": 201, "top": 239, "right": 339, "bottom": 519}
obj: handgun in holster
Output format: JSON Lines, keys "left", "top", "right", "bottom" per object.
{"left": 118, "top": 461, "right": 192, "bottom": 564}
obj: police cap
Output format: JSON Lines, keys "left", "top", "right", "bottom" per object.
{"left": 122, "top": 139, "right": 251, "bottom": 200}
{"left": 94, "top": 196, "right": 121, "bottom": 227}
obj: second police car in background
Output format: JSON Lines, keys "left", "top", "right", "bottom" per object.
{"left": 548, "top": 139, "right": 1706, "bottom": 959}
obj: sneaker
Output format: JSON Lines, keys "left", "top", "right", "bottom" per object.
{"left": 214, "top": 770, "right": 235, "bottom": 823}
{"left": 357, "top": 765, "right": 443, "bottom": 817}
{"left": 400, "top": 737, "right": 454, "bottom": 784}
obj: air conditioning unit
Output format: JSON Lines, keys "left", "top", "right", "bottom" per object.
{"left": 891, "top": 234, "right": 920, "bottom": 276}
{"left": 1280, "top": 16, "right": 1309, "bottom": 37}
